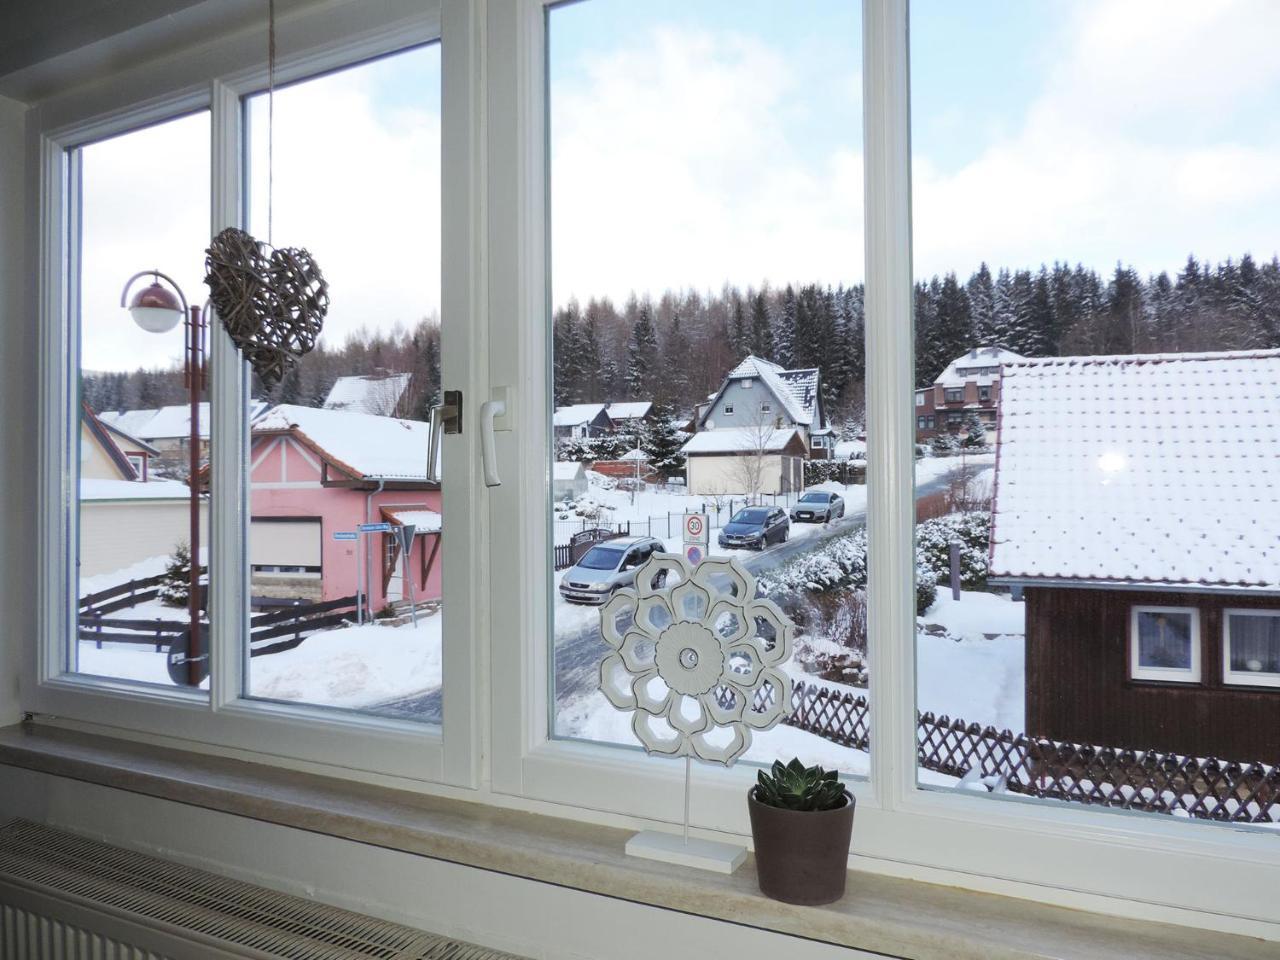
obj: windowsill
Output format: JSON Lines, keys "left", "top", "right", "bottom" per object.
{"left": 0, "top": 723, "right": 1272, "bottom": 960}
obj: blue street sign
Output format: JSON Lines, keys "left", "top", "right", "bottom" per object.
{"left": 358, "top": 522, "right": 392, "bottom": 533}
{"left": 332, "top": 531, "right": 358, "bottom": 541}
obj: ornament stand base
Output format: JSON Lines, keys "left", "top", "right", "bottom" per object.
{"left": 625, "top": 830, "right": 747, "bottom": 874}
{"left": 624, "top": 756, "right": 746, "bottom": 874}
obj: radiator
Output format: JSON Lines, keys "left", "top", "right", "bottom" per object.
{"left": 0, "top": 820, "right": 526, "bottom": 960}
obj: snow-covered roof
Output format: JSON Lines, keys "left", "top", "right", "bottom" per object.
{"left": 553, "top": 403, "right": 609, "bottom": 427}
{"left": 720, "top": 355, "right": 820, "bottom": 426}
{"left": 323, "top": 373, "right": 411, "bottom": 417}
{"left": 100, "top": 420, "right": 159, "bottom": 454}
{"left": 383, "top": 507, "right": 442, "bottom": 534}
{"left": 989, "top": 350, "right": 1280, "bottom": 592}
{"left": 254, "top": 404, "right": 431, "bottom": 482}
{"left": 102, "top": 400, "right": 270, "bottom": 440}
{"left": 606, "top": 401, "right": 652, "bottom": 421}
{"left": 681, "top": 427, "right": 803, "bottom": 455}
{"left": 553, "top": 461, "right": 585, "bottom": 479}
{"left": 933, "top": 346, "right": 1025, "bottom": 389}
{"left": 833, "top": 440, "right": 867, "bottom": 461}
{"left": 80, "top": 478, "right": 193, "bottom": 501}
{"left": 619, "top": 448, "right": 649, "bottom": 461}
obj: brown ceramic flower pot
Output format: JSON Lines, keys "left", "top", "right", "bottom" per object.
{"left": 747, "top": 786, "right": 855, "bottom": 905}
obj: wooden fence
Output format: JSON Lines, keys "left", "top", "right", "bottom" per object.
{"left": 553, "top": 524, "right": 631, "bottom": 570}
{"left": 775, "top": 681, "right": 1280, "bottom": 825}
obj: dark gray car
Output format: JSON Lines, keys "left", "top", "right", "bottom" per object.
{"left": 790, "top": 490, "right": 845, "bottom": 523}
{"left": 718, "top": 506, "right": 789, "bottom": 550}
{"left": 558, "top": 535, "right": 666, "bottom": 605}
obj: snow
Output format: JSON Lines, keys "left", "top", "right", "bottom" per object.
{"left": 723, "top": 356, "right": 818, "bottom": 426}
{"left": 322, "top": 373, "right": 411, "bottom": 417}
{"left": 385, "top": 509, "right": 442, "bottom": 534}
{"left": 606, "top": 402, "right": 652, "bottom": 422}
{"left": 991, "top": 349, "right": 1280, "bottom": 590}
{"left": 832, "top": 440, "right": 866, "bottom": 461}
{"left": 553, "top": 403, "right": 608, "bottom": 427}
{"left": 681, "top": 427, "right": 802, "bottom": 454}
{"left": 80, "top": 478, "right": 193, "bottom": 501}
{"left": 553, "top": 461, "right": 585, "bottom": 480}
{"left": 249, "top": 615, "right": 442, "bottom": 709}
{"left": 619, "top": 447, "right": 649, "bottom": 461}
{"left": 254, "top": 404, "right": 430, "bottom": 481}
{"left": 80, "top": 552, "right": 201, "bottom": 595}
{"left": 931, "top": 346, "right": 1025, "bottom": 389}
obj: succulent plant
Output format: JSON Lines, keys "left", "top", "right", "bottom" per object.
{"left": 754, "top": 758, "right": 848, "bottom": 812}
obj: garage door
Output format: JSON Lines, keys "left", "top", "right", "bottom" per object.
{"left": 250, "top": 518, "right": 322, "bottom": 569}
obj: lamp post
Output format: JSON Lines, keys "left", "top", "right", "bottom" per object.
{"left": 120, "top": 270, "right": 208, "bottom": 687}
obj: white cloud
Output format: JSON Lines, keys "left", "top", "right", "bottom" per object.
{"left": 911, "top": 0, "right": 1280, "bottom": 278}
{"left": 550, "top": 26, "right": 864, "bottom": 305}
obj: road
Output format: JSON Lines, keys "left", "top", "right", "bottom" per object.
{"left": 372, "top": 462, "right": 975, "bottom": 723}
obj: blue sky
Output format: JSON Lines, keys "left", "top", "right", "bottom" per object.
{"left": 80, "top": 1, "right": 1280, "bottom": 372}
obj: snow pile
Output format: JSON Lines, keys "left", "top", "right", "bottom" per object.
{"left": 250, "top": 615, "right": 442, "bottom": 709}
{"left": 80, "top": 478, "right": 193, "bottom": 501}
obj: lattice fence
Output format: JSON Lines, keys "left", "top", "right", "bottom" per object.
{"left": 776, "top": 681, "right": 1280, "bottom": 825}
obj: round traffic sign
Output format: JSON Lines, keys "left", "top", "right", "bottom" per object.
{"left": 685, "top": 544, "right": 703, "bottom": 565}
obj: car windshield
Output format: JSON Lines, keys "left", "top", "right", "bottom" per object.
{"left": 799, "top": 493, "right": 829, "bottom": 503}
{"left": 731, "top": 508, "right": 769, "bottom": 524}
{"left": 577, "top": 545, "right": 626, "bottom": 570}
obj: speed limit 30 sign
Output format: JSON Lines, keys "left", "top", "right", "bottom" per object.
{"left": 683, "top": 512, "right": 708, "bottom": 545}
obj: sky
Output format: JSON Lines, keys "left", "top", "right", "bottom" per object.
{"left": 79, "top": 0, "right": 1280, "bottom": 374}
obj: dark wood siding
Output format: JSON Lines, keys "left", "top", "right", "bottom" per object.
{"left": 1025, "top": 587, "right": 1280, "bottom": 763}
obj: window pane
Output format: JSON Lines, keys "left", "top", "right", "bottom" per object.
{"left": 1227, "top": 613, "right": 1280, "bottom": 679}
{"left": 73, "top": 112, "right": 213, "bottom": 691}
{"left": 549, "top": 1, "right": 866, "bottom": 773}
{"left": 911, "top": 1, "right": 1280, "bottom": 823}
{"left": 1136, "top": 611, "right": 1193, "bottom": 671}
{"left": 243, "top": 44, "right": 443, "bottom": 721}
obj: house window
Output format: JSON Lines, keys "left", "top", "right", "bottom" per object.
{"left": 1223, "top": 610, "right": 1280, "bottom": 687}
{"left": 978, "top": 386, "right": 991, "bottom": 401}
{"left": 916, "top": 393, "right": 925, "bottom": 406}
{"left": 813, "top": 435, "right": 825, "bottom": 448}
{"left": 759, "top": 401, "right": 772, "bottom": 414}
{"left": 917, "top": 416, "right": 926, "bottom": 429}
{"left": 723, "top": 404, "right": 734, "bottom": 415}
{"left": 739, "top": 378, "right": 754, "bottom": 389}
{"left": 946, "top": 411, "right": 963, "bottom": 424}
{"left": 1130, "top": 607, "right": 1201, "bottom": 683}
{"left": 126, "top": 454, "right": 146, "bottom": 479}
{"left": 944, "top": 388, "right": 963, "bottom": 403}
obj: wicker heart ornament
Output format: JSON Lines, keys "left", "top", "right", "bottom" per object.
{"left": 204, "top": 227, "right": 330, "bottom": 387}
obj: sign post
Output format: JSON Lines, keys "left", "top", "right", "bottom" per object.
{"left": 682, "top": 512, "right": 709, "bottom": 566}
{"left": 357, "top": 522, "right": 393, "bottom": 625}
{"left": 333, "top": 531, "right": 360, "bottom": 622}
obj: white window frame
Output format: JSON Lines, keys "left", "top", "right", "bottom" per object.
{"left": 1129, "top": 605, "right": 1202, "bottom": 683}
{"left": 722, "top": 403, "right": 734, "bottom": 416}
{"left": 1222, "top": 608, "right": 1280, "bottom": 688}
{"left": 18, "top": 0, "right": 1280, "bottom": 938}
{"left": 29, "top": 0, "right": 482, "bottom": 788}
{"left": 487, "top": 0, "right": 1280, "bottom": 936}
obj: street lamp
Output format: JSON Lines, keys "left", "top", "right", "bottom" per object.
{"left": 120, "top": 269, "right": 208, "bottom": 687}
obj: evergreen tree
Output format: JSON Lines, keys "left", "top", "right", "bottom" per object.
{"left": 961, "top": 412, "right": 987, "bottom": 449}
{"left": 661, "top": 313, "right": 692, "bottom": 404}
{"left": 749, "top": 291, "right": 774, "bottom": 359}
{"left": 729, "top": 296, "right": 749, "bottom": 360}
{"left": 625, "top": 302, "right": 659, "bottom": 399}
{"left": 967, "top": 263, "right": 997, "bottom": 345}
{"left": 640, "top": 401, "right": 687, "bottom": 478}
{"left": 159, "top": 541, "right": 192, "bottom": 608}
{"left": 774, "top": 286, "right": 798, "bottom": 368}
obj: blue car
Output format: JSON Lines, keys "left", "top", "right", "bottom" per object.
{"left": 718, "top": 506, "right": 789, "bottom": 550}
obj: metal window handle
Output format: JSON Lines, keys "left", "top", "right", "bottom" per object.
{"left": 480, "top": 399, "right": 506, "bottom": 488}
{"left": 426, "top": 391, "right": 461, "bottom": 484}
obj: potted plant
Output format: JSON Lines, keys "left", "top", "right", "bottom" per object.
{"left": 748, "top": 758, "right": 854, "bottom": 905}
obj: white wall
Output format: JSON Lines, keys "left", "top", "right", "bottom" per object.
{"left": 0, "top": 92, "right": 30, "bottom": 726}
{"left": 79, "top": 499, "right": 208, "bottom": 578}
{"left": 0, "top": 766, "right": 867, "bottom": 960}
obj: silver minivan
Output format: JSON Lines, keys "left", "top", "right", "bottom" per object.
{"left": 558, "top": 535, "right": 666, "bottom": 605}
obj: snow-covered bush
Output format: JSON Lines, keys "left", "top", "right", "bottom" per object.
{"left": 930, "top": 432, "right": 961, "bottom": 455}
{"left": 556, "top": 433, "right": 634, "bottom": 464}
{"left": 759, "top": 528, "right": 937, "bottom": 615}
{"left": 961, "top": 413, "right": 988, "bottom": 449}
{"left": 804, "top": 460, "right": 850, "bottom": 486}
{"left": 159, "top": 541, "right": 192, "bottom": 608}
{"left": 915, "top": 511, "right": 991, "bottom": 589}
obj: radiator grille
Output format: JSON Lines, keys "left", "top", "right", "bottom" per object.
{"left": 0, "top": 820, "right": 526, "bottom": 960}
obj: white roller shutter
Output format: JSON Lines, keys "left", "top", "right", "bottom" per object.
{"left": 251, "top": 518, "right": 322, "bottom": 568}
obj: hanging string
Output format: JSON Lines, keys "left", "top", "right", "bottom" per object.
{"left": 267, "top": 0, "right": 276, "bottom": 246}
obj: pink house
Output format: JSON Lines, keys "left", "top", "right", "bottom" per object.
{"left": 248, "top": 405, "right": 442, "bottom": 614}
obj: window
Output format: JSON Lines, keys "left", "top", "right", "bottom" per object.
{"left": 1130, "top": 607, "right": 1201, "bottom": 683}
{"left": 70, "top": 111, "right": 212, "bottom": 690}
{"left": 915, "top": 392, "right": 925, "bottom": 406}
{"left": 242, "top": 45, "right": 443, "bottom": 722}
{"left": 943, "top": 388, "right": 963, "bottom": 403}
{"left": 547, "top": 0, "right": 866, "bottom": 775}
{"left": 1223, "top": 610, "right": 1280, "bottom": 687}
{"left": 916, "top": 416, "right": 926, "bottom": 430}
{"left": 978, "top": 385, "right": 991, "bottom": 401}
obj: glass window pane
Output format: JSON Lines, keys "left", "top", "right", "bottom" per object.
{"left": 73, "top": 112, "right": 213, "bottom": 691}
{"left": 911, "top": 0, "right": 1280, "bottom": 824}
{"left": 243, "top": 44, "right": 443, "bottom": 722}
{"left": 1227, "top": 613, "right": 1280, "bottom": 679}
{"left": 1136, "top": 610, "right": 1193, "bottom": 671}
{"left": 548, "top": 1, "right": 865, "bottom": 774}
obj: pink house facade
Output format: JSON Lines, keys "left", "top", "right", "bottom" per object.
{"left": 248, "top": 405, "right": 442, "bottom": 614}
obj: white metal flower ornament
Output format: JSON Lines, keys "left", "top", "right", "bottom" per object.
{"left": 598, "top": 553, "right": 794, "bottom": 765}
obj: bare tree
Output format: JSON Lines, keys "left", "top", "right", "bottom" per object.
{"left": 728, "top": 412, "right": 780, "bottom": 503}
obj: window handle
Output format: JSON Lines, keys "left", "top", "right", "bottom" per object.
{"left": 427, "top": 391, "right": 462, "bottom": 484}
{"left": 480, "top": 398, "right": 506, "bottom": 488}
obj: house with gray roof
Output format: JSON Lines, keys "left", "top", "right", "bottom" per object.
{"left": 695, "top": 355, "right": 834, "bottom": 457}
